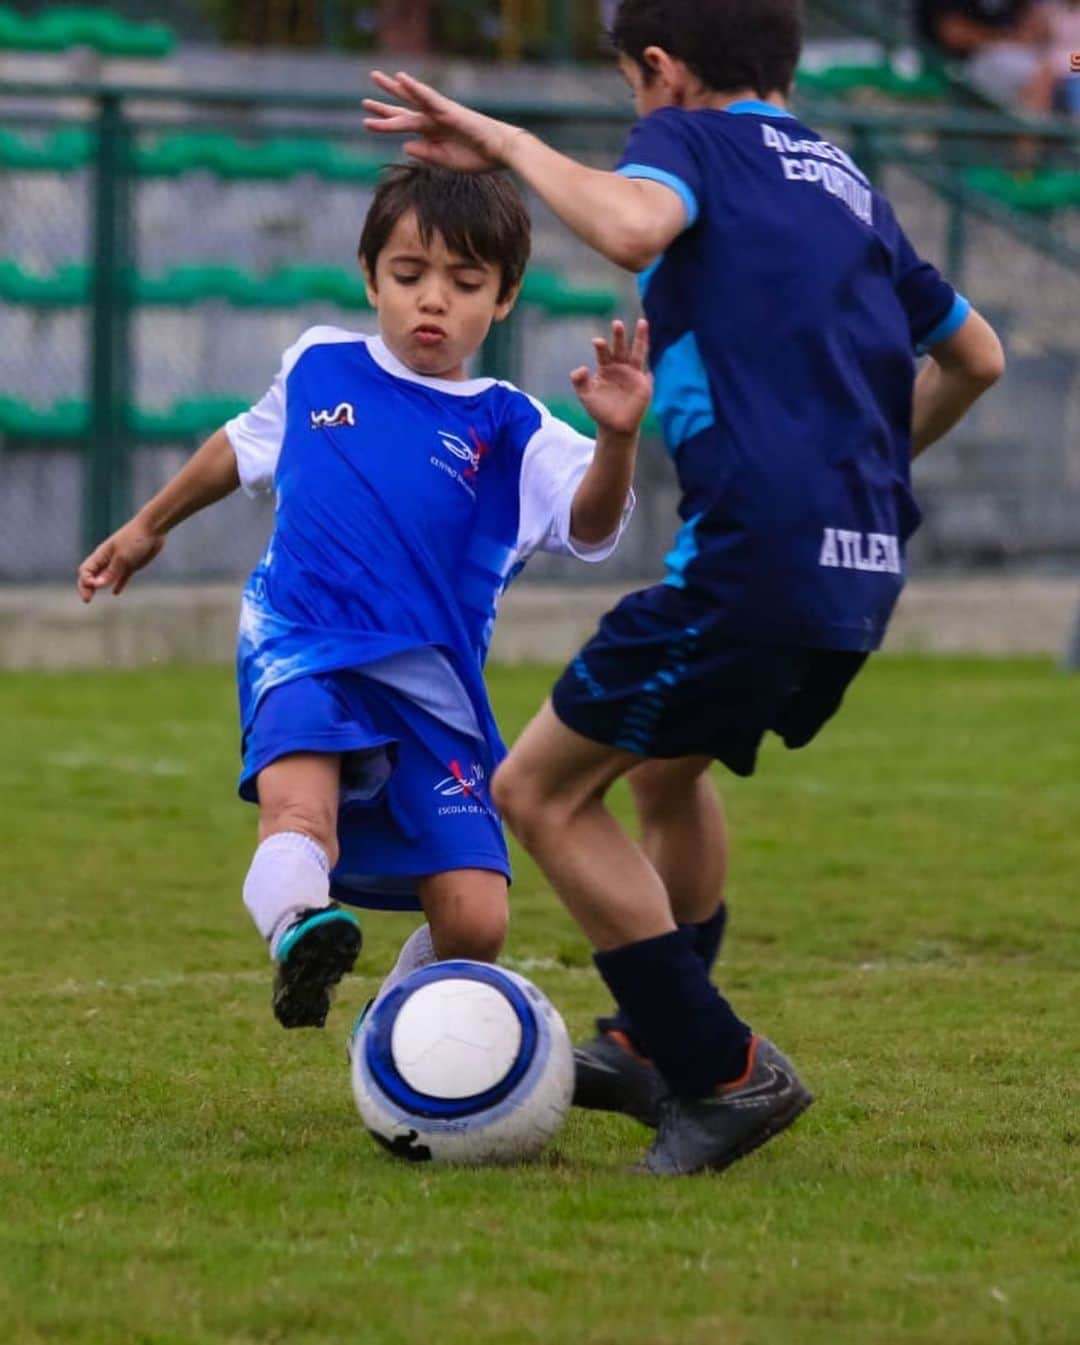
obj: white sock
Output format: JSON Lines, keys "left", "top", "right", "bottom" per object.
{"left": 377, "top": 923, "right": 437, "bottom": 1000}
{"left": 242, "top": 831, "right": 331, "bottom": 959}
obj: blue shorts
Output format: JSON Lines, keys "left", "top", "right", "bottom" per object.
{"left": 240, "top": 671, "right": 509, "bottom": 911}
{"left": 551, "top": 585, "right": 868, "bottom": 777}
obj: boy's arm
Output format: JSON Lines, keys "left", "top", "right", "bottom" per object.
{"left": 568, "top": 320, "right": 652, "bottom": 544}
{"left": 911, "top": 308, "right": 1005, "bottom": 459}
{"left": 363, "top": 72, "right": 686, "bottom": 272}
{"left": 77, "top": 427, "right": 240, "bottom": 602}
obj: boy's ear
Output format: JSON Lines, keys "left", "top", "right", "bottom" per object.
{"left": 493, "top": 282, "right": 521, "bottom": 323}
{"left": 642, "top": 45, "right": 692, "bottom": 102}
{"left": 360, "top": 258, "right": 379, "bottom": 309}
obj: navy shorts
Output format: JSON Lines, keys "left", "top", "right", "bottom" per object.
{"left": 551, "top": 585, "right": 868, "bottom": 777}
{"left": 240, "top": 670, "right": 509, "bottom": 911}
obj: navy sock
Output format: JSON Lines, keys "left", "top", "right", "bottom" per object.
{"left": 684, "top": 904, "right": 728, "bottom": 971}
{"left": 599, "top": 905, "right": 727, "bottom": 1048}
{"left": 594, "top": 929, "right": 751, "bottom": 1096}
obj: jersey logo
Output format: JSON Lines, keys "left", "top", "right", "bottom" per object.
{"left": 463, "top": 429, "right": 492, "bottom": 481}
{"left": 433, "top": 760, "right": 485, "bottom": 798}
{"left": 437, "top": 430, "right": 480, "bottom": 469}
{"left": 310, "top": 402, "right": 356, "bottom": 429}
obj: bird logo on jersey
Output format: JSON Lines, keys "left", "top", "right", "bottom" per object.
{"left": 437, "top": 430, "right": 480, "bottom": 470}
{"left": 433, "top": 760, "right": 486, "bottom": 798}
{"left": 310, "top": 402, "right": 356, "bottom": 429}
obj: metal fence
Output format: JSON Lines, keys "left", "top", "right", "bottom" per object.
{"left": 0, "top": 79, "right": 1077, "bottom": 587}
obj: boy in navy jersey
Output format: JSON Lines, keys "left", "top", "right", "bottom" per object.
{"left": 364, "top": 0, "right": 1005, "bottom": 1174}
{"left": 77, "top": 166, "right": 651, "bottom": 1030}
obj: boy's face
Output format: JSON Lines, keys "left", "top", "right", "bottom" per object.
{"left": 363, "top": 210, "right": 516, "bottom": 381}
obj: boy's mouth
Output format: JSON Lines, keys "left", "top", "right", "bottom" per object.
{"left": 413, "top": 324, "right": 447, "bottom": 347}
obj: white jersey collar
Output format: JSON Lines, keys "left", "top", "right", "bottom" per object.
{"left": 366, "top": 334, "right": 497, "bottom": 397}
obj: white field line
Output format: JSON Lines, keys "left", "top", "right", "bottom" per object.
{"left": 0, "top": 957, "right": 586, "bottom": 1001}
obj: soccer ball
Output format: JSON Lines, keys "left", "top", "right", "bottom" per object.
{"left": 349, "top": 960, "right": 574, "bottom": 1165}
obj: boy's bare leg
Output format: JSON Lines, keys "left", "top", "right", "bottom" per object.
{"left": 493, "top": 701, "right": 755, "bottom": 1091}
{"left": 418, "top": 869, "right": 509, "bottom": 963}
{"left": 493, "top": 702, "right": 674, "bottom": 951}
{"left": 256, "top": 752, "right": 342, "bottom": 865}
{"left": 373, "top": 870, "right": 508, "bottom": 1005}
{"left": 627, "top": 757, "right": 726, "bottom": 925}
{"left": 245, "top": 752, "right": 362, "bottom": 1028}
{"left": 588, "top": 758, "right": 729, "bottom": 1080}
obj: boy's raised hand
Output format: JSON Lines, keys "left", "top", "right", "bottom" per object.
{"left": 572, "top": 319, "right": 652, "bottom": 439}
{"left": 77, "top": 518, "right": 165, "bottom": 603}
{"left": 363, "top": 71, "right": 521, "bottom": 172}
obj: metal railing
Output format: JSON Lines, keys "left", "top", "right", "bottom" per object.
{"left": 0, "top": 78, "right": 1078, "bottom": 582}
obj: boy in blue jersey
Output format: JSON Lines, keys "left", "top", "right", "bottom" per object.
{"left": 364, "top": 0, "right": 1006, "bottom": 1174}
{"left": 77, "top": 165, "right": 651, "bottom": 1030}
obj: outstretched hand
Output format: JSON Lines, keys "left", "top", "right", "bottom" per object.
{"left": 77, "top": 518, "right": 165, "bottom": 603}
{"left": 572, "top": 319, "right": 652, "bottom": 438}
{"left": 363, "top": 70, "right": 523, "bottom": 173}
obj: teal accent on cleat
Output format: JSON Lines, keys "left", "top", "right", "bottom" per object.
{"left": 272, "top": 906, "right": 362, "bottom": 1029}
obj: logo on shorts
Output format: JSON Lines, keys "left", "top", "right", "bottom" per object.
{"left": 310, "top": 402, "right": 356, "bottom": 429}
{"left": 434, "top": 760, "right": 486, "bottom": 798}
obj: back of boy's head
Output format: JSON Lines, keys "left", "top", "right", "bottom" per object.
{"left": 612, "top": 0, "right": 803, "bottom": 97}
{"left": 359, "top": 164, "right": 531, "bottom": 302}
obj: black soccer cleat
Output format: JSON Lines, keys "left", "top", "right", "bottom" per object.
{"left": 272, "top": 907, "right": 362, "bottom": 1029}
{"left": 573, "top": 1029, "right": 668, "bottom": 1128}
{"left": 640, "top": 1036, "right": 813, "bottom": 1176}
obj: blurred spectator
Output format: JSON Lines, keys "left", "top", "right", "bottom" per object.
{"left": 1033, "top": 0, "right": 1080, "bottom": 115}
{"left": 916, "top": 0, "right": 1052, "bottom": 112}
{"left": 378, "top": 0, "right": 430, "bottom": 53}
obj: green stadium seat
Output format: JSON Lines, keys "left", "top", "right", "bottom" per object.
{"left": 135, "top": 133, "right": 387, "bottom": 183}
{"left": 0, "top": 397, "right": 246, "bottom": 438}
{"left": 0, "top": 395, "right": 660, "bottom": 441}
{"left": 546, "top": 399, "right": 659, "bottom": 438}
{"left": 0, "top": 6, "right": 173, "bottom": 57}
{"left": 0, "top": 127, "right": 93, "bottom": 172}
{"left": 0, "top": 396, "right": 88, "bottom": 436}
{"left": 963, "top": 167, "right": 1080, "bottom": 213}
{"left": 0, "top": 259, "right": 88, "bottom": 305}
{"left": 0, "top": 259, "right": 619, "bottom": 317}
{"left": 131, "top": 398, "right": 250, "bottom": 437}
{"left": 797, "top": 63, "right": 948, "bottom": 101}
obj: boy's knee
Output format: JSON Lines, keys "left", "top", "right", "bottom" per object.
{"left": 259, "top": 801, "right": 339, "bottom": 868}
{"left": 491, "top": 758, "right": 533, "bottom": 830}
{"left": 421, "top": 870, "right": 509, "bottom": 964}
{"left": 629, "top": 758, "right": 710, "bottom": 821}
{"left": 429, "top": 900, "right": 508, "bottom": 964}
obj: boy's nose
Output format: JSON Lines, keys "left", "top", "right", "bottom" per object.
{"left": 418, "top": 285, "right": 450, "bottom": 314}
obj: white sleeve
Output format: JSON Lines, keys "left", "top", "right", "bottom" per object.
{"left": 224, "top": 366, "right": 285, "bottom": 497}
{"left": 223, "top": 325, "right": 363, "bottom": 498}
{"left": 515, "top": 400, "right": 635, "bottom": 564}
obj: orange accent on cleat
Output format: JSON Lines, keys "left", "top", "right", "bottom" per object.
{"left": 606, "top": 1029, "right": 654, "bottom": 1065}
{"left": 718, "top": 1034, "right": 759, "bottom": 1093}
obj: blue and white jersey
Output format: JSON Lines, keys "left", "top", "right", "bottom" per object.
{"left": 618, "top": 102, "right": 970, "bottom": 651}
{"left": 225, "top": 327, "right": 631, "bottom": 756}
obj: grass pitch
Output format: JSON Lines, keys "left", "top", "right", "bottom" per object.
{"left": 1, "top": 656, "right": 1077, "bottom": 1345}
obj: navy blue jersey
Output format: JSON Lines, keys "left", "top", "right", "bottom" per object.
{"left": 225, "top": 328, "right": 631, "bottom": 757}
{"left": 617, "top": 101, "right": 969, "bottom": 651}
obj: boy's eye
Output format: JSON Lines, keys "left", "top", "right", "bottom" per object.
{"left": 455, "top": 279, "right": 484, "bottom": 293}
{"left": 392, "top": 272, "right": 421, "bottom": 285}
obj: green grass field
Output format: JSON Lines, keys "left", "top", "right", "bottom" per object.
{"left": 1, "top": 657, "right": 1077, "bottom": 1345}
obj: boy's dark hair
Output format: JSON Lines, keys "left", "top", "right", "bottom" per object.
{"left": 359, "top": 165, "right": 531, "bottom": 302}
{"left": 611, "top": 0, "right": 803, "bottom": 97}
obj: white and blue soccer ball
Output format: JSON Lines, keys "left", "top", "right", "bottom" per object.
{"left": 349, "top": 961, "right": 574, "bottom": 1165}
